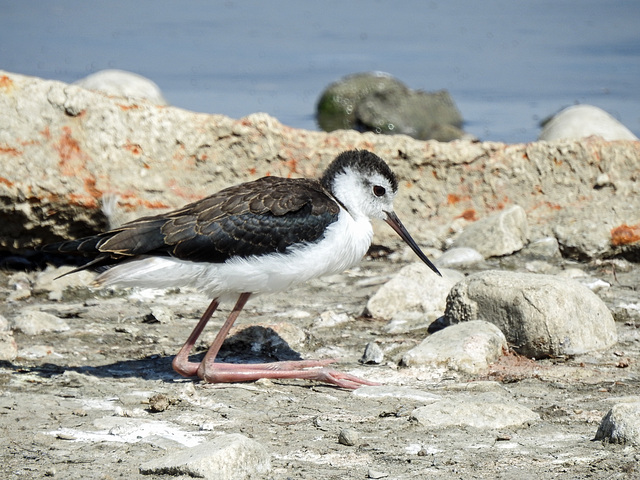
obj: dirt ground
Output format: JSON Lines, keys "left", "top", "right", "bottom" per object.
{"left": 1, "top": 253, "right": 639, "bottom": 479}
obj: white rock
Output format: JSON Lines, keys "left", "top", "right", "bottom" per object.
{"left": 522, "top": 237, "right": 561, "bottom": 258}
{"left": 539, "top": 105, "right": 638, "bottom": 141}
{"left": 400, "top": 320, "right": 507, "bottom": 374}
{"left": 366, "top": 264, "right": 462, "bottom": 320}
{"left": 353, "top": 385, "right": 440, "bottom": 403}
{"left": 0, "top": 332, "right": 18, "bottom": 361}
{"left": 139, "top": 433, "right": 271, "bottom": 479}
{"left": 595, "top": 402, "right": 640, "bottom": 446}
{"left": 451, "top": 205, "right": 529, "bottom": 258}
{"left": 12, "top": 310, "right": 70, "bottom": 335}
{"left": 411, "top": 397, "right": 539, "bottom": 429}
{"left": 74, "top": 69, "right": 168, "bottom": 105}
{"left": 33, "top": 265, "right": 95, "bottom": 301}
{"left": 434, "top": 247, "right": 484, "bottom": 269}
{"left": 445, "top": 270, "right": 617, "bottom": 358}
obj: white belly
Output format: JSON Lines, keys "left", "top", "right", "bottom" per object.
{"left": 95, "top": 210, "right": 373, "bottom": 302}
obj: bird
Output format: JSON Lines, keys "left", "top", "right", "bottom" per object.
{"left": 42, "top": 150, "right": 441, "bottom": 389}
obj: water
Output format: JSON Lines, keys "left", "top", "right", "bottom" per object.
{"left": 1, "top": 0, "right": 638, "bottom": 143}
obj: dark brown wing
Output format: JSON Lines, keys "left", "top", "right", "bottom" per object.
{"left": 42, "top": 177, "right": 340, "bottom": 267}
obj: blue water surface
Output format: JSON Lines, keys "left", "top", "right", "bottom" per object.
{"left": 1, "top": 0, "right": 638, "bottom": 143}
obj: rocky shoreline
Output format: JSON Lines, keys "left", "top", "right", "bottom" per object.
{"left": 1, "top": 70, "right": 639, "bottom": 479}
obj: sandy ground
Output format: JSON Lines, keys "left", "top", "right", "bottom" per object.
{"left": 1, "top": 254, "right": 639, "bottom": 479}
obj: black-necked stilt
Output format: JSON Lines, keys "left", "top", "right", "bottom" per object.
{"left": 43, "top": 150, "right": 441, "bottom": 389}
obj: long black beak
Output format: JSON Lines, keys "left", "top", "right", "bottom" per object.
{"left": 384, "top": 211, "right": 442, "bottom": 277}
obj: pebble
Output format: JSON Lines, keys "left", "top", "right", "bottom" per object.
{"left": 451, "top": 205, "right": 529, "bottom": 258}
{"left": 595, "top": 402, "right": 640, "bottom": 446}
{"left": 538, "top": 105, "right": 638, "bottom": 141}
{"left": 338, "top": 428, "right": 359, "bottom": 446}
{"left": 521, "top": 236, "right": 561, "bottom": 258}
{"left": 139, "top": 433, "right": 271, "bottom": 479}
{"left": 400, "top": 320, "right": 507, "bottom": 374}
{"left": 366, "top": 264, "right": 462, "bottom": 320}
{"left": 411, "top": 396, "right": 540, "bottom": 429}
{"left": 359, "top": 342, "right": 384, "bottom": 364}
{"left": 434, "top": 247, "right": 484, "bottom": 269}
{"left": 143, "top": 305, "right": 174, "bottom": 324}
{"left": 368, "top": 469, "right": 389, "bottom": 479}
{"left": 33, "top": 265, "right": 95, "bottom": 301}
{"left": 12, "top": 310, "right": 70, "bottom": 336}
{"left": 0, "top": 332, "right": 18, "bottom": 361}
{"left": 445, "top": 270, "right": 617, "bottom": 358}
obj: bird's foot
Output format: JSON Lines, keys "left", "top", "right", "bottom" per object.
{"left": 195, "top": 359, "right": 379, "bottom": 390}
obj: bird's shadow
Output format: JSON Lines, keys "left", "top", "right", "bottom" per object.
{"left": 3, "top": 326, "right": 305, "bottom": 383}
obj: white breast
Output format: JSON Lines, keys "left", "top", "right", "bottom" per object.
{"left": 95, "top": 210, "right": 374, "bottom": 302}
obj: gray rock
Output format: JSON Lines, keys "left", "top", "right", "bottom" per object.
{"left": 539, "top": 105, "right": 638, "bottom": 141}
{"left": 451, "top": 205, "right": 529, "bottom": 258}
{"left": 139, "top": 433, "right": 271, "bottom": 479}
{"left": 435, "top": 247, "right": 484, "bottom": 269}
{"left": 366, "top": 264, "right": 462, "bottom": 320}
{"left": 411, "top": 396, "right": 539, "bottom": 429}
{"left": 521, "top": 237, "right": 561, "bottom": 259}
{"left": 595, "top": 402, "right": 640, "bottom": 446}
{"left": 338, "top": 428, "right": 359, "bottom": 446}
{"left": 12, "top": 310, "right": 70, "bottom": 336}
{"left": 445, "top": 271, "right": 617, "bottom": 358}
{"left": 400, "top": 320, "right": 507, "bottom": 374}
{"left": 360, "top": 342, "right": 384, "bottom": 364}
{"left": 316, "top": 72, "right": 466, "bottom": 141}
{"left": 74, "top": 69, "right": 168, "bottom": 105}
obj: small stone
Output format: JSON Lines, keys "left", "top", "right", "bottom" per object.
{"left": 451, "top": 205, "right": 529, "bottom": 258}
{"left": 595, "top": 402, "right": 640, "bottom": 446}
{"left": 521, "top": 237, "right": 561, "bottom": 258}
{"left": 0, "top": 332, "right": 18, "bottom": 361}
{"left": 401, "top": 320, "right": 507, "bottom": 374}
{"left": 366, "top": 264, "right": 462, "bottom": 320}
{"left": 139, "top": 433, "right": 271, "bottom": 479}
{"left": 314, "top": 310, "right": 350, "bottom": 328}
{"left": 360, "top": 342, "right": 384, "bottom": 364}
{"left": 435, "top": 247, "right": 484, "bottom": 269}
{"left": 368, "top": 469, "right": 389, "bottom": 479}
{"left": 411, "top": 397, "right": 539, "bottom": 429}
{"left": 12, "top": 310, "right": 70, "bottom": 335}
{"left": 148, "top": 393, "right": 180, "bottom": 413}
{"left": 338, "top": 428, "right": 359, "bottom": 446}
{"left": 143, "top": 306, "right": 174, "bottom": 324}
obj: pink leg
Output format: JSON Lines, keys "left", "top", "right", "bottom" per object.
{"left": 172, "top": 297, "right": 220, "bottom": 377}
{"left": 195, "top": 293, "right": 379, "bottom": 389}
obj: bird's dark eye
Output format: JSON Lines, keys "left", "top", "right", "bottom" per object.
{"left": 373, "top": 185, "right": 386, "bottom": 197}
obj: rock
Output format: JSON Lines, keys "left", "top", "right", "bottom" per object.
{"left": 2, "top": 70, "right": 640, "bottom": 261}
{"left": 539, "top": 105, "right": 638, "bottom": 141}
{"left": 360, "top": 342, "right": 384, "bottom": 364}
{"left": 74, "top": 69, "right": 168, "bottom": 105}
{"left": 338, "top": 428, "right": 359, "bottom": 446}
{"left": 0, "top": 332, "right": 18, "bottom": 361}
{"left": 366, "top": 264, "right": 462, "bottom": 320}
{"left": 400, "top": 320, "right": 507, "bottom": 374}
{"left": 316, "top": 72, "right": 466, "bottom": 141}
{"left": 521, "top": 237, "right": 561, "bottom": 259}
{"left": 451, "top": 205, "right": 529, "bottom": 258}
{"left": 411, "top": 396, "right": 539, "bottom": 429}
{"left": 33, "top": 266, "right": 96, "bottom": 301}
{"left": 139, "top": 433, "right": 271, "bottom": 479}
{"left": 143, "top": 306, "right": 174, "bottom": 324}
{"left": 352, "top": 385, "right": 440, "bottom": 403}
{"left": 445, "top": 271, "right": 618, "bottom": 358}
{"left": 595, "top": 402, "right": 640, "bottom": 446}
{"left": 434, "top": 247, "right": 484, "bottom": 269}
{"left": 12, "top": 310, "right": 70, "bottom": 335}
